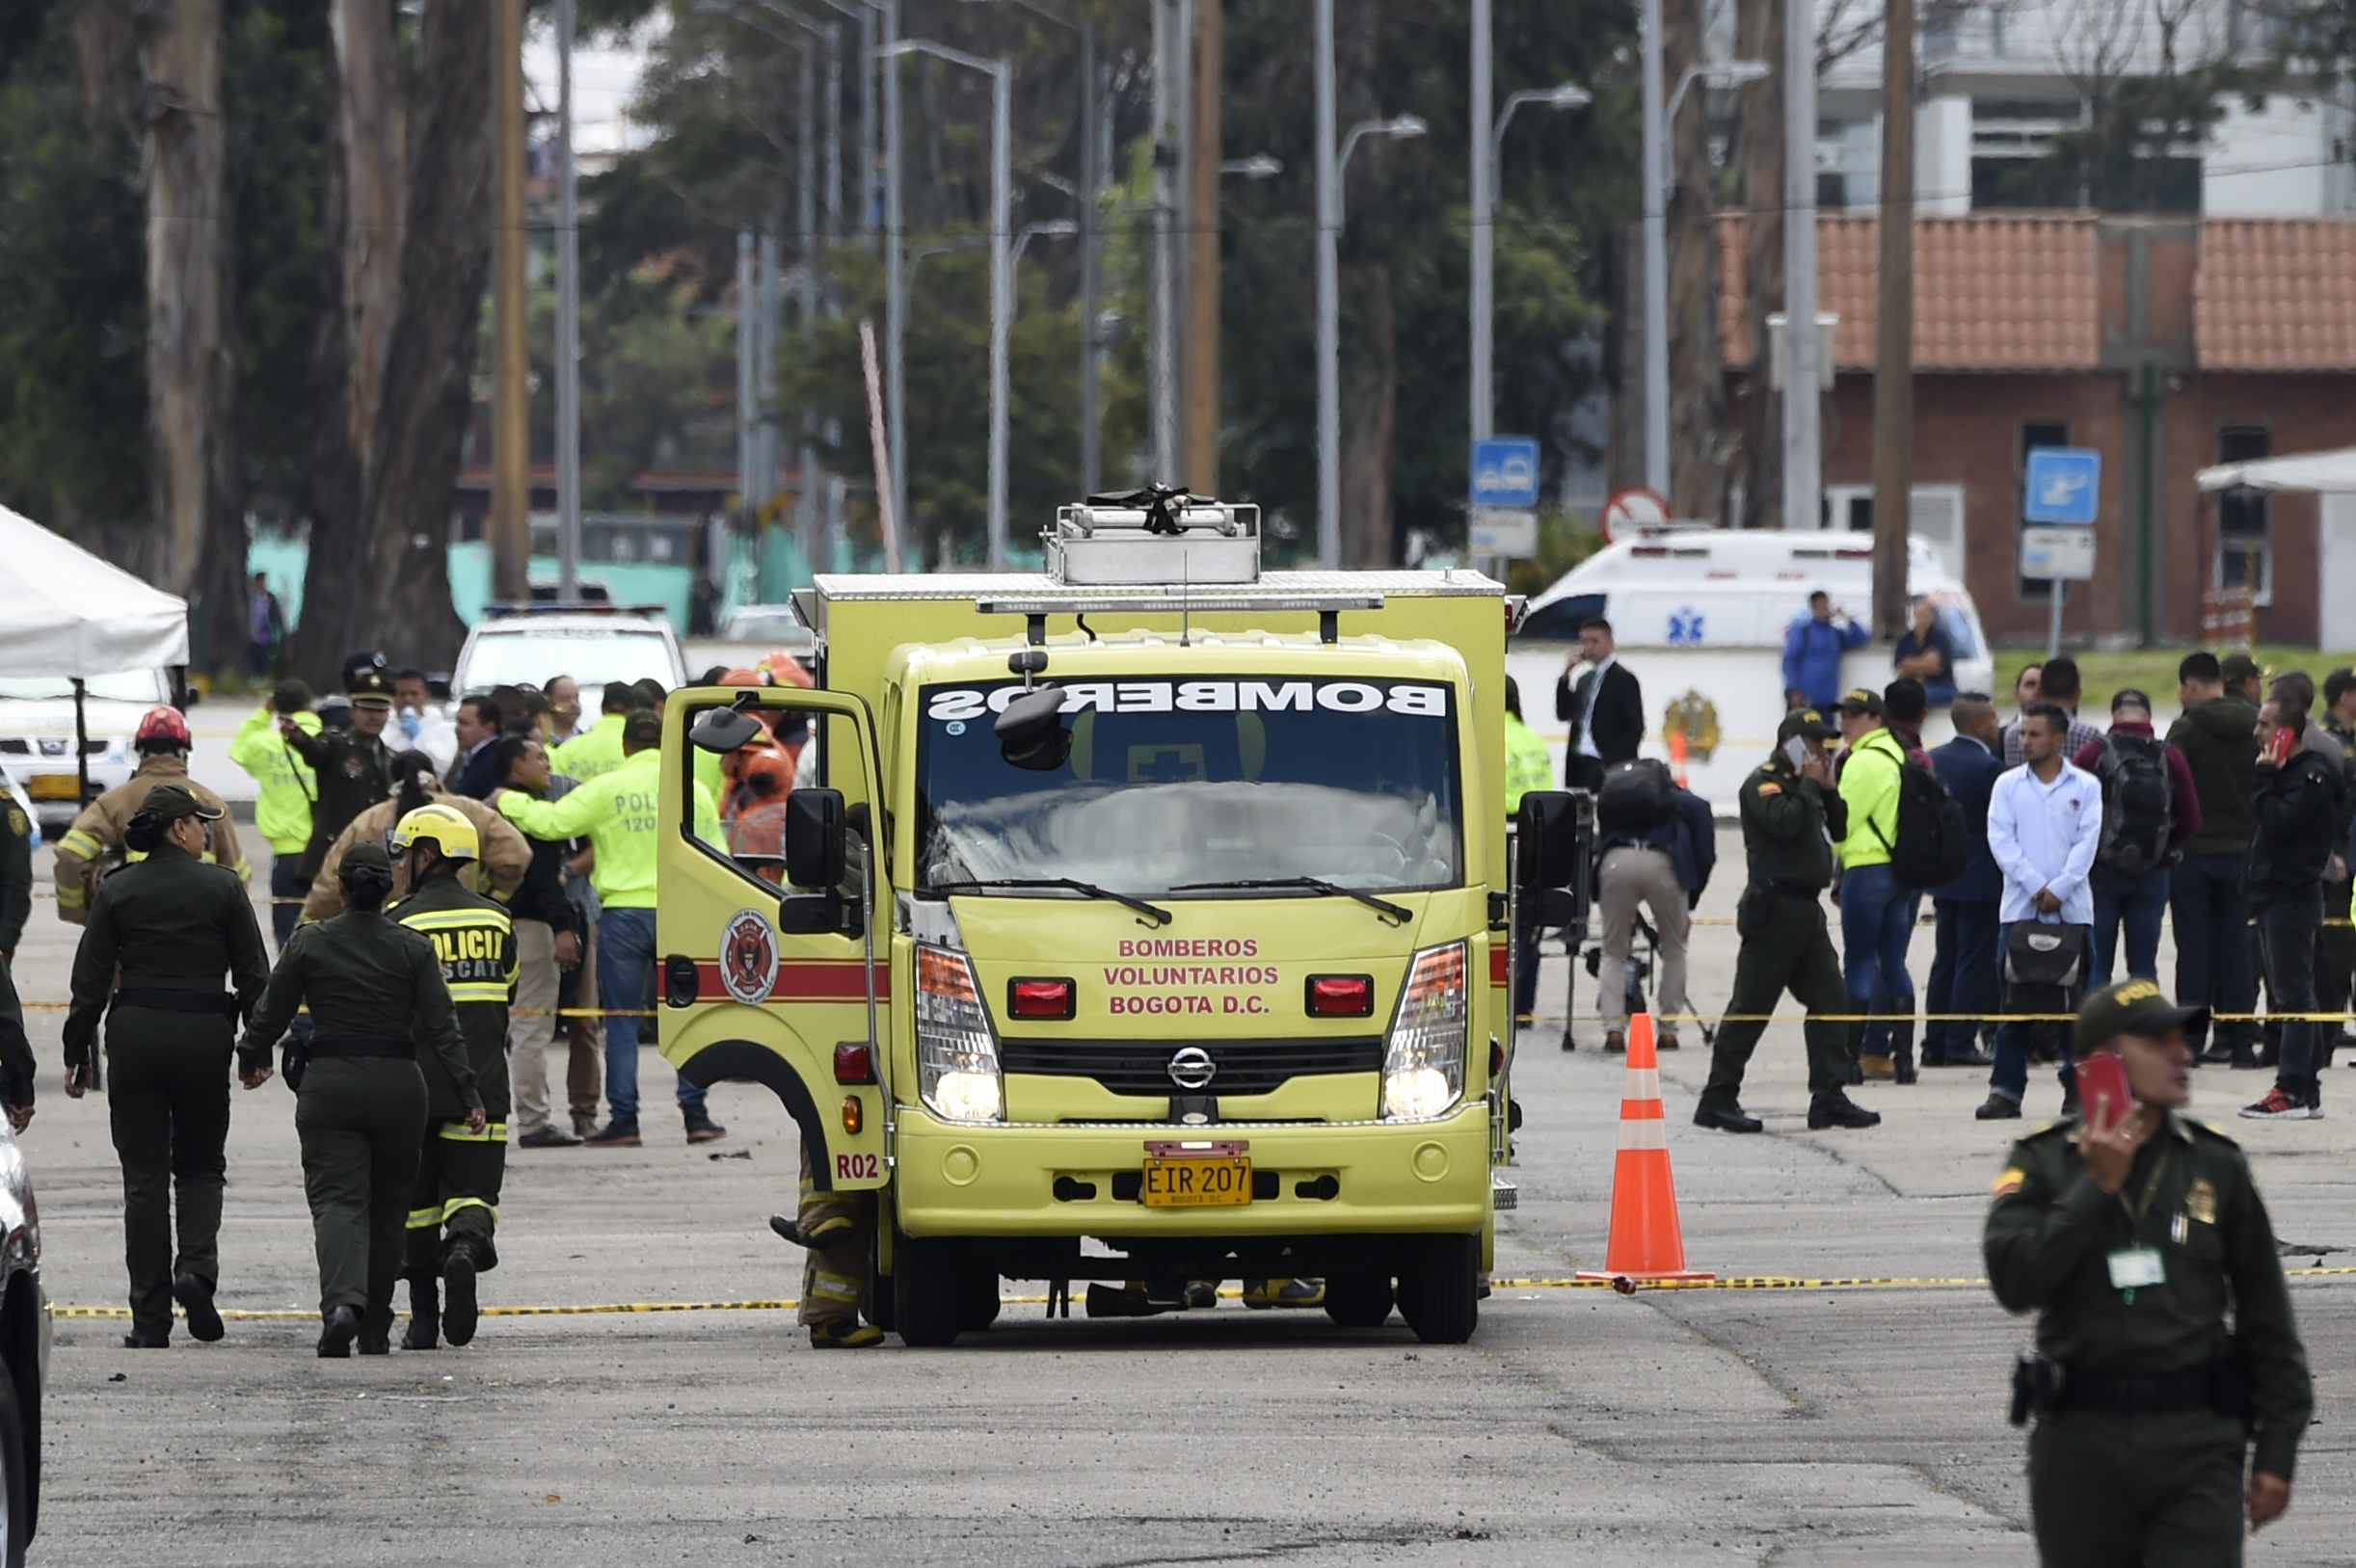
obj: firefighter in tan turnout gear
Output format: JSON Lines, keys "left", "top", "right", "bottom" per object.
{"left": 53, "top": 706, "right": 248, "bottom": 924}
{"left": 387, "top": 805, "right": 516, "bottom": 1349}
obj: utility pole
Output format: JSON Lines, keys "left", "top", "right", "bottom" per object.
{"left": 1079, "top": 16, "right": 1102, "bottom": 496}
{"left": 490, "top": 0, "right": 529, "bottom": 601}
{"left": 555, "top": 0, "right": 582, "bottom": 600}
{"left": 1150, "top": 0, "right": 1179, "bottom": 483}
{"left": 797, "top": 39, "right": 823, "bottom": 574}
{"left": 1870, "top": 0, "right": 1915, "bottom": 635}
{"left": 883, "top": 0, "right": 907, "bottom": 559}
{"left": 1468, "top": 0, "right": 1493, "bottom": 445}
{"left": 1780, "top": 0, "right": 1820, "bottom": 536}
{"left": 1313, "top": 0, "right": 1338, "bottom": 566}
{"left": 1182, "top": 0, "right": 1221, "bottom": 494}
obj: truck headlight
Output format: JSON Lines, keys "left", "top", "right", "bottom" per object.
{"left": 1382, "top": 941, "right": 1467, "bottom": 1121}
{"left": 917, "top": 944, "right": 1004, "bottom": 1123}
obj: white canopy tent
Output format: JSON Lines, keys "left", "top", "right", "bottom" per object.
{"left": 2197, "top": 446, "right": 2356, "bottom": 493}
{"left": 0, "top": 504, "right": 190, "bottom": 798}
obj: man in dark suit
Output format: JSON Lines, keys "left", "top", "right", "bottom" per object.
{"left": 445, "top": 696, "right": 504, "bottom": 800}
{"left": 1555, "top": 618, "right": 1644, "bottom": 791}
{"left": 1923, "top": 692, "right": 2004, "bottom": 1068}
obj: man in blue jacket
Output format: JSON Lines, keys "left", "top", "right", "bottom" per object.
{"left": 1781, "top": 592, "right": 1870, "bottom": 711}
{"left": 1923, "top": 694, "right": 2004, "bottom": 1068}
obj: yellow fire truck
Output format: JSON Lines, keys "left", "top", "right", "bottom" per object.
{"left": 656, "top": 495, "right": 1560, "bottom": 1344}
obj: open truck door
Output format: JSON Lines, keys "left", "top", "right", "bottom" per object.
{"left": 658, "top": 687, "right": 892, "bottom": 1194}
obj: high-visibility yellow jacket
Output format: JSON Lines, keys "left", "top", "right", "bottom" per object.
{"left": 1504, "top": 713, "right": 1554, "bottom": 814}
{"left": 1835, "top": 727, "right": 1907, "bottom": 868}
{"left": 227, "top": 705, "right": 322, "bottom": 854}
{"left": 549, "top": 713, "right": 627, "bottom": 782}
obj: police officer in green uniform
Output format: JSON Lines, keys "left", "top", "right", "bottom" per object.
{"left": 236, "top": 842, "right": 485, "bottom": 1357}
{"left": 1986, "top": 978, "right": 2312, "bottom": 1564}
{"left": 1694, "top": 709, "right": 1881, "bottom": 1133}
{"left": 0, "top": 787, "right": 30, "bottom": 968}
{"left": 386, "top": 804, "right": 515, "bottom": 1350}
{"left": 62, "top": 784, "right": 270, "bottom": 1346}
{"left": 281, "top": 669, "right": 396, "bottom": 882}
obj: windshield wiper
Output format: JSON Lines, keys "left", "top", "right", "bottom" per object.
{"left": 930, "top": 877, "right": 1173, "bottom": 927}
{"left": 1170, "top": 877, "right": 1412, "bottom": 925}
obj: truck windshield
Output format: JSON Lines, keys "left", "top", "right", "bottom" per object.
{"left": 915, "top": 677, "right": 1462, "bottom": 896}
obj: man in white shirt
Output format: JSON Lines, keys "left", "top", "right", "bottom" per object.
{"left": 1977, "top": 703, "right": 2103, "bottom": 1121}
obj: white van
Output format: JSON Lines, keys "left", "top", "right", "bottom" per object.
{"left": 1508, "top": 530, "right": 1995, "bottom": 808}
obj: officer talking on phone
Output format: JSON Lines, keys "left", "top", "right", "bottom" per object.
{"left": 1985, "top": 977, "right": 2312, "bottom": 1564}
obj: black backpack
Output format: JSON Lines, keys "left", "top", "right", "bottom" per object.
{"left": 1869, "top": 744, "right": 1970, "bottom": 889}
{"left": 1595, "top": 757, "right": 1676, "bottom": 832}
{"left": 2093, "top": 732, "right": 2174, "bottom": 874}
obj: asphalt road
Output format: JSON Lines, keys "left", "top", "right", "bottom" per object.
{"left": 10, "top": 835, "right": 2355, "bottom": 1567}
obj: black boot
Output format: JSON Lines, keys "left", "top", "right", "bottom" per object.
{"left": 1844, "top": 1018, "right": 1867, "bottom": 1086}
{"left": 400, "top": 1274, "right": 439, "bottom": 1351}
{"left": 1891, "top": 1017, "right": 1918, "bottom": 1086}
{"left": 442, "top": 1239, "right": 481, "bottom": 1347}
{"left": 317, "top": 1304, "right": 361, "bottom": 1359}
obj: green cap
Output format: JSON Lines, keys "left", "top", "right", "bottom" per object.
{"left": 623, "top": 709, "right": 663, "bottom": 749}
{"left": 2221, "top": 651, "right": 2265, "bottom": 685}
{"left": 138, "top": 783, "right": 224, "bottom": 824}
{"left": 2075, "top": 977, "right": 2209, "bottom": 1056}
{"left": 341, "top": 841, "right": 393, "bottom": 873}
{"left": 271, "top": 678, "right": 314, "bottom": 713}
{"left": 347, "top": 670, "right": 395, "bottom": 709}
{"left": 1779, "top": 707, "right": 1839, "bottom": 742}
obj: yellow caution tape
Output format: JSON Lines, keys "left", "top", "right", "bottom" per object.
{"left": 46, "top": 1265, "right": 2356, "bottom": 1321}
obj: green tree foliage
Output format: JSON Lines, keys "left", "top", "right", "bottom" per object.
{"left": 0, "top": 0, "right": 330, "bottom": 541}
{"left": 0, "top": 1, "right": 147, "bottom": 534}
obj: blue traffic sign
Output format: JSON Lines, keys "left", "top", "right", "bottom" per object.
{"left": 2023, "top": 447, "right": 2101, "bottom": 524}
{"left": 1470, "top": 438, "right": 1540, "bottom": 509}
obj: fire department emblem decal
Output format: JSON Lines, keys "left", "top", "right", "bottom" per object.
{"left": 720, "top": 909, "right": 779, "bottom": 1005}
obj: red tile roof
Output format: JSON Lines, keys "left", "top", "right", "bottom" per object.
{"left": 1718, "top": 213, "right": 2101, "bottom": 373}
{"left": 2195, "top": 219, "right": 2356, "bottom": 371}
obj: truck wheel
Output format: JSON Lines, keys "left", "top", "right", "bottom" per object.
{"left": 962, "top": 1266, "right": 1003, "bottom": 1332}
{"left": 1323, "top": 1268, "right": 1394, "bottom": 1328}
{"left": 1396, "top": 1234, "right": 1479, "bottom": 1344}
{"left": 0, "top": 1367, "right": 27, "bottom": 1567}
{"left": 864, "top": 1234, "right": 897, "bottom": 1333}
{"left": 893, "top": 1236, "right": 967, "bottom": 1347}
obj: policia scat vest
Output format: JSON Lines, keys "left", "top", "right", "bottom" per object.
{"left": 388, "top": 874, "right": 516, "bottom": 1127}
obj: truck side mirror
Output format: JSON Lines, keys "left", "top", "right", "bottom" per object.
{"left": 1515, "top": 791, "right": 1583, "bottom": 890}
{"left": 995, "top": 684, "right": 1071, "bottom": 771}
{"left": 690, "top": 706, "right": 764, "bottom": 754}
{"left": 785, "top": 787, "right": 847, "bottom": 890}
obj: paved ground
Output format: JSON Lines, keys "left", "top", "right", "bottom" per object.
{"left": 10, "top": 833, "right": 2355, "bottom": 1566}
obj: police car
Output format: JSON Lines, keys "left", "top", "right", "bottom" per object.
{"left": 0, "top": 670, "right": 174, "bottom": 832}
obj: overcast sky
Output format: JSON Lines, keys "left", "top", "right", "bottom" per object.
{"left": 522, "top": 15, "right": 664, "bottom": 157}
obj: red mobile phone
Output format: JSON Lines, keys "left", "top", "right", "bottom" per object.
{"left": 2076, "top": 1050, "right": 2131, "bottom": 1127}
{"left": 2272, "top": 726, "right": 2299, "bottom": 760}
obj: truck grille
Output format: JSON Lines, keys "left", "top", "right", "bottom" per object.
{"left": 1000, "top": 1036, "right": 1382, "bottom": 1098}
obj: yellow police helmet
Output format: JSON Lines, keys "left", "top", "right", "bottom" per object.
{"left": 389, "top": 802, "right": 479, "bottom": 863}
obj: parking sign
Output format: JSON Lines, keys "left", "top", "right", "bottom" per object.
{"left": 1470, "top": 439, "right": 1540, "bottom": 509}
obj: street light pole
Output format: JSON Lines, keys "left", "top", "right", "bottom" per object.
{"left": 1639, "top": 0, "right": 1668, "bottom": 500}
{"left": 1782, "top": 0, "right": 1821, "bottom": 534}
{"left": 1472, "top": 81, "right": 1590, "bottom": 449}
{"left": 555, "top": 0, "right": 581, "bottom": 600}
{"left": 1079, "top": 16, "right": 1101, "bottom": 496}
{"left": 879, "top": 39, "right": 1010, "bottom": 567}
{"left": 884, "top": 0, "right": 907, "bottom": 559}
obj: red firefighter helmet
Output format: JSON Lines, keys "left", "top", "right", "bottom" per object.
{"left": 135, "top": 705, "right": 192, "bottom": 750}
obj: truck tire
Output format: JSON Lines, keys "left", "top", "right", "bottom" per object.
{"left": 0, "top": 1368, "right": 27, "bottom": 1568}
{"left": 962, "top": 1266, "right": 1002, "bottom": 1332}
{"left": 1396, "top": 1234, "right": 1479, "bottom": 1344}
{"left": 1323, "top": 1268, "right": 1394, "bottom": 1328}
{"left": 893, "top": 1236, "right": 967, "bottom": 1347}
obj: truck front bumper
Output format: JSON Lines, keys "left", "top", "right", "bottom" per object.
{"left": 893, "top": 1105, "right": 1492, "bottom": 1239}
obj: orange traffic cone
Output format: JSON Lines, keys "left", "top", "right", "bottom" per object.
{"left": 1666, "top": 728, "right": 1690, "bottom": 788}
{"left": 1577, "top": 1011, "right": 1714, "bottom": 1287}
